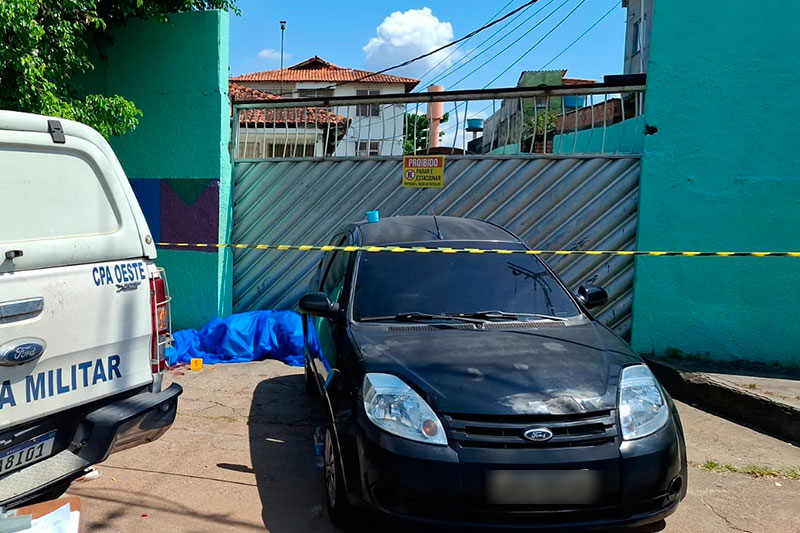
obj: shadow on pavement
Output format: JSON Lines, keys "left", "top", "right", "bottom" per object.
{"left": 248, "top": 373, "right": 342, "bottom": 533}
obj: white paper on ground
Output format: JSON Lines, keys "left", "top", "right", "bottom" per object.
{"left": 27, "top": 503, "right": 78, "bottom": 533}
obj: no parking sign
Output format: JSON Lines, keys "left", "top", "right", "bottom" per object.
{"left": 402, "top": 155, "right": 445, "bottom": 188}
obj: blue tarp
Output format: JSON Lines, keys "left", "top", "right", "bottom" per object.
{"left": 166, "top": 310, "right": 304, "bottom": 367}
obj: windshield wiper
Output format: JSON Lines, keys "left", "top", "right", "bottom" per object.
{"left": 452, "top": 310, "right": 569, "bottom": 322}
{"left": 359, "top": 312, "right": 485, "bottom": 324}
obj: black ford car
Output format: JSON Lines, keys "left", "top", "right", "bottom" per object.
{"left": 300, "top": 215, "right": 686, "bottom": 530}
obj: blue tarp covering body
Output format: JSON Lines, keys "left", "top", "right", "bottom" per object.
{"left": 166, "top": 311, "right": 305, "bottom": 367}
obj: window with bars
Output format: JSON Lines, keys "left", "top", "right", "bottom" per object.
{"left": 298, "top": 88, "right": 334, "bottom": 98}
{"left": 356, "top": 90, "right": 381, "bottom": 117}
{"left": 356, "top": 141, "right": 380, "bottom": 156}
{"left": 238, "top": 141, "right": 317, "bottom": 158}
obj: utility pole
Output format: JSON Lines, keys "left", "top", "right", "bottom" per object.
{"left": 279, "top": 20, "right": 287, "bottom": 96}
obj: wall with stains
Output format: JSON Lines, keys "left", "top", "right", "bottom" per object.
{"left": 631, "top": 2, "right": 800, "bottom": 365}
{"left": 82, "top": 11, "right": 232, "bottom": 329}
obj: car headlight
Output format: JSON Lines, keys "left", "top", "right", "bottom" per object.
{"left": 619, "top": 364, "right": 670, "bottom": 440}
{"left": 362, "top": 373, "right": 447, "bottom": 446}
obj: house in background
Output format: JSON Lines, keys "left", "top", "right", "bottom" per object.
{"left": 230, "top": 56, "right": 419, "bottom": 157}
{"left": 539, "top": 0, "right": 653, "bottom": 154}
{"left": 622, "top": 0, "right": 653, "bottom": 75}
{"left": 480, "top": 70, "right": 597, "bottom": 153}
{"left": 229, "top": 82, "right": 349, "bottom": 158}
{"left": 544, "top": 1, "right": 652, "bottom": 154}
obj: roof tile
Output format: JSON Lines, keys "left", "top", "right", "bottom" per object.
{"left": 230, "top": 56, "right": 420, "bottom": 91}
{"left": 229, "top": 82, "right": 349, "bottom": 129}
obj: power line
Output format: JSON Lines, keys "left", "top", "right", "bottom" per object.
{"left": 337, "top": 1, "right": 541, "bottom": 134}
{"left": 444, "top": 0, "right": 591, "bottom": 145}
{"left": 412, "top": 0, "right": 518, "bottom": 90}
{"left": 538, "top": 0, "right": 620, "bottom": 70}
{"left": 349, "top": 0, "right": 615, "bottom": 150}
{"left": 305, "top": 0, "right": 542, "bottom": 94}
{"left": 417, "top": 0, "right": 547, "bottom": 90}
{"left": 414, "top": 0, "right": 616, "bottom": 150}
{"left": 476, "top": 0, "right": 589, "bottom": 89}
{"left": 425, "top": 0, "right": 563, "bottom": 90}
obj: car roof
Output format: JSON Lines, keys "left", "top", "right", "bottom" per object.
{"left": 350, "top": 216, "right": 523, "bottom": 247}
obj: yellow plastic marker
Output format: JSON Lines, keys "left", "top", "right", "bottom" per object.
{"left": 190, "top": 358, "right": 204, "bottom": 371}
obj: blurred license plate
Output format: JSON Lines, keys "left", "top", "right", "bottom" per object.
{"left": 0, "top": 431, "right": 56, "bottom": 476}
{"left": 487, "top": 469, "right": 600, "bottom": 505}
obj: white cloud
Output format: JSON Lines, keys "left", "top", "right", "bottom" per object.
{"left": 363, "top": 8, "right": 458, "bottom": 80}
{"left": 257, "top": 48, "right": 289, "bottom": 61}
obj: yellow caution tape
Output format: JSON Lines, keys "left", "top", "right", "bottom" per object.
{"left": 154, "top": 243, "right": 800, "bottom": 257}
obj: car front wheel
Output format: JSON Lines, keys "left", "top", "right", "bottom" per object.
{"left": 324, "top": 425, "right": 353, "bottom": 526}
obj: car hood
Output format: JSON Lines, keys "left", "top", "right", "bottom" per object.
{"left": 350, "top": 321, "right": 640, "bottom": 416}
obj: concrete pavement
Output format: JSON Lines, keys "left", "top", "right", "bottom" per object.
{"left": 68, "top": 361, "right": 800, "bottom": 532}
{"left": 646, "top": 357, "right": 800, "bottom": 445}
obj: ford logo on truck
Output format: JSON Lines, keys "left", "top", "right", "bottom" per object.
{"left": 0, "top": 338, "right": 47, "bottom": 366}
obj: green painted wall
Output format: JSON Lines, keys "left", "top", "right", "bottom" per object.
{"left": 82, "top": 11, "right": 231, "bottom": 330}
{"left": 554, "top": 116, "right": 644, "bottom": 154}
{"left": 215, "top": 10, "right": 234, "bottom": 321}
{"left": 157, "top": 250, "right": 220, "bottom": 328}
{"left": 83, "top": 11, "right": 230, "bottom": 180}
{"left": 631, "top": 2, "right": 800, "bottom": 365}
{"left": 519, "top": 70, "right": 566, "bottom": 112}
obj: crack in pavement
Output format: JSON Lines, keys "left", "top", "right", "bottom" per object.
{"left": 171, "top": 426, "right": 249, "bottom": 439}
{"left": 98, "top": 464, "right": 259, "bottom": 487}
{"left": 701, "top": 487, "right": 754, "bottom": 533}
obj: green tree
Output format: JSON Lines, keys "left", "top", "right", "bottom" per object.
{"left": 522, "top": 112, "right": 558, "bottom": 138}
{"left": 0, "top": 0, "right": 238, "bottom": 138}
{"left": 403, "top": 112, "right": 450, "bottom": 154}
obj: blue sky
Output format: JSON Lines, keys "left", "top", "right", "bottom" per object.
{"left": 229, "top": 0, "right": 627, "bottom": 90}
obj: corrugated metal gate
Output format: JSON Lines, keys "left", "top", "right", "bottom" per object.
{"left": 232, "top": 155, "right": 640, "bottom": 337}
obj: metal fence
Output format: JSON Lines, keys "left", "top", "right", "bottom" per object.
{"left": 231, "top": 83, "right": 646, "bottom": 162}
{"left": 232, "top": 155, "right": 640, "bottom": 338}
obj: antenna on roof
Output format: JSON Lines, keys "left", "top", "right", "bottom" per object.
{"left": 421, "top": 189, "right": 443, "bottom": 240}
{"left": 279, "top": 20, "right": 287, "bottom": 95}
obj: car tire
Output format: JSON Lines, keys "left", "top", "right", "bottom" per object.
{"left": 323, "top": 425, "right": 354, "bottom": 526}
{"left": 304, "top": 359, "right": 318, "bottom": 397}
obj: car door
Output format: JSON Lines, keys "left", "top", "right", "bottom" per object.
{"left": 311, "top": 246, "right": 353, "bottom": 392}
{"left": 304, "top": 234, "right": 346, "bottom": 388}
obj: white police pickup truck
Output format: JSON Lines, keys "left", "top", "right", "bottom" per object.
{"left": 0, "top": 111, "right": 181, "bottom": 507}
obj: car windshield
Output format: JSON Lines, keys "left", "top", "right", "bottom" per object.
{"left": 352, "top": 250, "right": 581, "bottom": 321}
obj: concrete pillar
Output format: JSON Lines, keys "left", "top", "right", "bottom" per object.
{"left": 427, "top": 85, "right": 444, "bottom": 148}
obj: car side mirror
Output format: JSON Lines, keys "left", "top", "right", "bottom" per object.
{"left": 577, "top": 283, "right": 608, "bottom": 309}
{"left": 299, "top": 292, "right": 340, "bottom": 318}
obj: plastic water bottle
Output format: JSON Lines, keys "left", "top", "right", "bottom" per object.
{"left": 314, "top": 427, "right": 324, "bottom": 468}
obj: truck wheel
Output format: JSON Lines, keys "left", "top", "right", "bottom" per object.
{"left": 324, "top": 425, "right": 354, "bottom": 526}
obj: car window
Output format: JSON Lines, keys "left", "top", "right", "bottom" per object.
{"left": 0, "top": 149, "right": 118, "bottom": 244}
{"left": 317, "top": 235, "right": 347, "bottom": 291}
{"left": 352, "top": 252, "right": 580, "bottom": 320}
{"left": 322, "top": 250, "right": 351, "bottom": 303}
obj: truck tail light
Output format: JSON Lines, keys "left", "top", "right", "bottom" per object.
{"left": 150, "top": 269, "right": 172, "bottom": 374}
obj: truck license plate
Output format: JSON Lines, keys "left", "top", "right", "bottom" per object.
{"left": 0, "top": 431, "right": 56, "bottom": 476}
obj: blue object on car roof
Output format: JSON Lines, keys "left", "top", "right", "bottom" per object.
{"left": 166, "top": 310, "right": 304, "bottom": 367}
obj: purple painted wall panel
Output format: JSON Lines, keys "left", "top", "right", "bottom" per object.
{"left": 160, "top": 179, "right": 220, "bottom": 250}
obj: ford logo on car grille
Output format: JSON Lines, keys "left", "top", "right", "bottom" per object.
{"left": 523, "top": 427, "right": 554, "bottom": 442}
{"left": 0, "top": 338, "right": 47, "bottom": 366}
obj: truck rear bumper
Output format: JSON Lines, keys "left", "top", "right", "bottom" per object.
{"left": 0, "top": 383, "right": 182, "bottom": 508}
